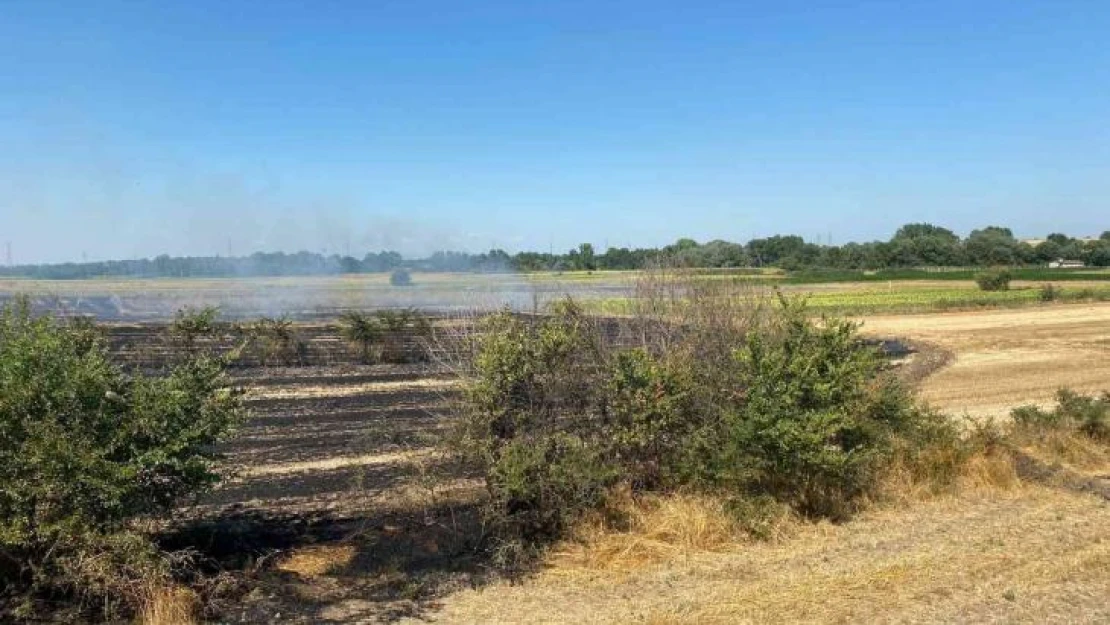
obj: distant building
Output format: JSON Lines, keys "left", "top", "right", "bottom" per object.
{"left": 1047, "top": 258, "right": 1085, "bottom": 268}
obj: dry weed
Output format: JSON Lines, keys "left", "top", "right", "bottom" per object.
{"left": 548, "top": 491, "right": 791, "bottom": 574}
{"left": 138, "top": 585, "right": 199, "bottom": 625}
{"left": 276, "top": 544, "right": 358, "bottom": 577}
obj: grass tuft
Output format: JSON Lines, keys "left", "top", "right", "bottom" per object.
{"left": 138, "top": 585, "right": 199, "bottom": 625}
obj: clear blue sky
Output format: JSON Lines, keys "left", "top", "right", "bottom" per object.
{"left": 1, "top": 1, "right": 1108, "bottom": 263}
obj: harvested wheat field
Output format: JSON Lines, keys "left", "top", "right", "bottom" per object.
{"left": 409, "top": 487, "right": 1109, "bottom": 624}
{"left": 859, "top": 303, "right": 1110, "bottom": 419}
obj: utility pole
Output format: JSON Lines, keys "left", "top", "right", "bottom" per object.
{"left": 4, "top": 241, "right": 11, "bottom": 266}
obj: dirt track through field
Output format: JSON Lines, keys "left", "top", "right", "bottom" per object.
{"left": 858, "top": 303, "right": 1110, "bottom": 419}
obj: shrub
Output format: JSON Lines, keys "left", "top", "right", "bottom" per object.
{"left": 1038, "top": 283, "right": 1061, "bottom": 302}
{"left": 390, "top": 268, "right": 413, "bottom": 287}
{"left": 340, "top": 310, "right": 381, "bottom": 363}
{"left": 452, "top": 291, "right": 926, "bottom": 552}
{"left": 1012, "top": 389, "right": 1109, "bottom": 442}
{"left": 0, "top": 300, "right": 245, "bottom": 618}
{"left": 168, "top": 305, "right": 222, "bottom": 347}
{"left": 340, "top": 308, "right": 431, "bottom": 363}
{"left": 247, "top": 315, "right": 307, "bottom": 365}
{"left": 709, "top": 298, "right": 920, "bottom": 517}
{"left": 454, "top": 302, "right": 615, "bottom": 544}
{"left": 975, "top": 268, "right": 1012, "bottom": 291}
{"left": 374, "top": 308, "right": 432, "bottom": 363}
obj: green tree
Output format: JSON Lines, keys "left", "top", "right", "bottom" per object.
{"left": 572, "top": 243, "right": 597, "bottom": 271}
{"left": 965, "top": 226, "right": 1022, "bottom": 265}
{"left": 892, "top": 223, "right": 959, "bottom": 244}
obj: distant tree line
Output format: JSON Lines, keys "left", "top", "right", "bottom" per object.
{"left": 3, "top": 224, "right": 1108, "bottom": 279}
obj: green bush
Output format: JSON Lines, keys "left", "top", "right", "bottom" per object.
{"left": 975, "top": 268, "right": 1012, "bottom": 291}
{"left": 374, "top": 308, "right": 432, "bottom": 363}
{"left": 0, "top": 300, "right": 245, "bottom": 617}
{"left": 453, "top": 294, "right": 928, "bottom": 551}
{"left": 1012, "top": 389, "right": 1109, "bottom": 441}
{"left": 710, "top": 299, "right": 920, "bottom": 517}
{"left": 455, "top": 302, "right": 613, "bottom": 544}
{"left": 340, "top": 310, "right": 382, "bottom": 363}
{"left": 605, "top": 349, "right": 695, "bottom": 488}
{"left": 340, "top": 308, "right": 431, "bottom": 363}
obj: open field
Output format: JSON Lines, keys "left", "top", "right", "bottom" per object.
{"left": 100, "top": 302, "right": 1100, "bottom": 624}
{"left": 0, "top": 273, "right": 634, "bottom": 319}
{"left": 4, "top": 270, "right": 1110, "bottom": 320}
{"left": 859, "top": 303, "right": 1110, "bottom": 419}
{"left": 589, "top": 280, "right": 1110, "bottom": 316}
{"left": 5, "top": 282, "right": 1108, "bottom": 623}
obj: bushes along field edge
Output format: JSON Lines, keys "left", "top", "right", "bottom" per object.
{"left": 0, "top": 299, "right": 245, "bottom": 621}
{"left": 448, "top": 282, "right": 1110, "bottom": 565}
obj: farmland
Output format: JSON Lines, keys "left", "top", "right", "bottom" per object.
{"left": 5, "top": 269, "right": 1110, "bottom": 321}
{"left": 1, "top": 272, "right": 1108, "bottom": 623}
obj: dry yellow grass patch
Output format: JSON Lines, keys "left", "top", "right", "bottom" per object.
{"left": 402, "top": 432, "right": 1109, "bottom": 625}
{"left": 548, "top": 493, "right": 763, "bottom": 574}
{"left": 276, "top": 544, "right": 358, "bottom": 577}
{"left": 1014, "top": 429, "right": 1110, "bottom": 475}
{"left": 247, "top": 377, "right": 459, "bottom": 400}
{"left": 138, "top": 585, "right": 199, "bottom": 625}
{"left": 955, "top": 450, "right": 1023, "bottom": 491}
{"left": 238, "top": 449, "right": 438, "bottom": 478}
{"left": 413, "top": 486, "right": 1109, "bottom": 625}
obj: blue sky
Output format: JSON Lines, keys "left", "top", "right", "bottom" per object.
{"left": 1, "top": 1, "right": 1108, "bottom": 263}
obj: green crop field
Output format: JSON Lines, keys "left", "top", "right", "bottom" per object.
{"left": 586, "top": 283, "right": 1110, "bottom": 317}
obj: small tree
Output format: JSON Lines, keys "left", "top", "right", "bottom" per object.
{"left": 390, "top": 268, "right": 413, "bottom": 287}
{"left": 975, "top": 268, "right": 1012, "bottom": 291}
{"left": 340, "top": 310, "right": 382, "bottom": 363}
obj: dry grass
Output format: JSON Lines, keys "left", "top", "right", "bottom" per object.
{"left": 555, "top": 441, "right": 1030, "bottom": 579}
{"left": 398, "top": 422, "right": 1109, "bottom": 624}
{"left": 1012, "top": 428, "right": 1110, "bottom": 474}
{"left": 413, "top": 482, "right": 1109, "bottom": 625}
{"left": 276, "top": 544, "right": 358, "bottom": 577}
{"left": 548, "top": 492, "right": 787, "bottom": 575}
{"left": 859, "top": 303, "right": 1110, "bottom": 419}
{"left": 237, "top": 449, "right": 438, "bottom": 478}
{"left": 138, "top": 585, "right": 199, "bottom": 625}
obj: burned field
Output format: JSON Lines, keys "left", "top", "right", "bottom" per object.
{"left": 90, "top": 311, "right": 937, "bottom": 623}
{"left": 96, "top": 320, "right": 492, "bottom": 623}
{"left": 6, "top": 295, "right": 1107, "bottom": 624}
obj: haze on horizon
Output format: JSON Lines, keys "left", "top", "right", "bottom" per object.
{"left": 1, "top": 1, "right": 1108, "bottom": 265}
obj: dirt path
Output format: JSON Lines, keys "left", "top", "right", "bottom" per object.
{"left": 857, "top": 303, "right": 1110, "bottom": 419}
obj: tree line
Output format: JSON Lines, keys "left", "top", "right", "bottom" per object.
{"left": 3, "top": 224, "right": 1108, "bottom": 279}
